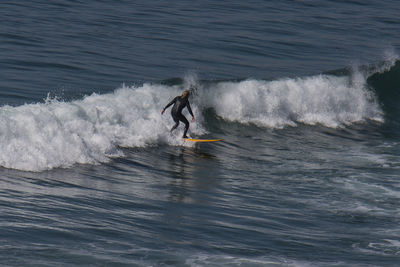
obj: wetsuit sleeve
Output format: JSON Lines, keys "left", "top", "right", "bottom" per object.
{"left": 163, "top": 96, "right": 178, "bottom": 110}
{"left": 186, "top": 101, "right": 194, "bottom": 117}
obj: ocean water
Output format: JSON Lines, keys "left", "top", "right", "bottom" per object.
{"left": 1, "top": 1, "right": 400, "bottom": 266}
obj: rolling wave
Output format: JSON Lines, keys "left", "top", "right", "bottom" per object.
{"left": 1, "top": 58, "right": 399, "bottom": 171}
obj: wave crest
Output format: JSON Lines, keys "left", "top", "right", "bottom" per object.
{"left": 199, "top": 74, "right": 383, "bottom": 128}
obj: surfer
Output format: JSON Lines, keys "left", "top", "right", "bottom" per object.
{"left": 161, "top": 90, "right": 195, "bottom": 138}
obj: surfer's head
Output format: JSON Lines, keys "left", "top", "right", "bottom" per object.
{"left": 181, "top": 90, "right": 190, "bottom": 98}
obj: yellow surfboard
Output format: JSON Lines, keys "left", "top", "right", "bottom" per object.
{"left": 184, "top": 138, "right": 223, "bottom": 143}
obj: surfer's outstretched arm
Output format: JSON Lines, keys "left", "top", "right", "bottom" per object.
{"left": 161, "top": 96, "right": 178, "bottom": 115}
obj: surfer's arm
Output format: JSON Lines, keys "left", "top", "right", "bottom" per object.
{"left": 161, "top": 97, "right": 177, "bottom": 114}
{"left": 187, "top": 101, "right": 195, "bottom": 121}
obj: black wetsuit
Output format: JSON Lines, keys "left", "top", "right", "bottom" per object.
{"left": 163, "top": 96, "right": 194, "bottom": 138}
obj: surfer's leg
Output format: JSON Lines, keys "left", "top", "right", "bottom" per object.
{"left": 179, "top": 115, "right": 190, "bottom": 138}
{"left": 170, "top": 113, "right": 180, "bottom": 132}
{"left": 170, "top": 122, "right": 179, "bottom": 132}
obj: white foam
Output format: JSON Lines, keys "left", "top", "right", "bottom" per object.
{"left": 0, "top": 84, "right": 202, "bottom": 171}
{"left": 199, "top": 74, "right": 383, "bottom": 128}
{"left": 185, "top": 253, "right": 302, "bottom": 267}
{"left": 0, "top": 70, "right": 385, "bottom": 171}
{"left": 354, "top": 238, "right": 400, "bottom": 256}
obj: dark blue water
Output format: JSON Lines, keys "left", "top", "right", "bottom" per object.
{"left": 1, "top": 1, "right": 400, "bottom": 266}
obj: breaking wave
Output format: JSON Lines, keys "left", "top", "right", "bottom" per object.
{"left": 1, "top": 59, "right": 399, "bottom": 171}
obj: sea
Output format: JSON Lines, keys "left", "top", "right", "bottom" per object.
{"left": 1, "top": 1, "right": 400, "bottom": 266}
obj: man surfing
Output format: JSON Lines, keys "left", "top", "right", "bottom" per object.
{"left": 161, "top": 90, "right": 195, "bottom": 138}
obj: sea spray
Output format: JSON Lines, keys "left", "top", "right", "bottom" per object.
{"left": 0, "top": 84, "right": 203, "bottom": 171}
{"left": 199, "top": 74, "right": 383, "bottom": 128}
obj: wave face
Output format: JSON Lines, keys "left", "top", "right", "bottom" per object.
{"left": 1, "top": 60, "right": 397, "bottom": 171}
{"left": 367, "top": 59, "right": 400, "bottom": 125}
